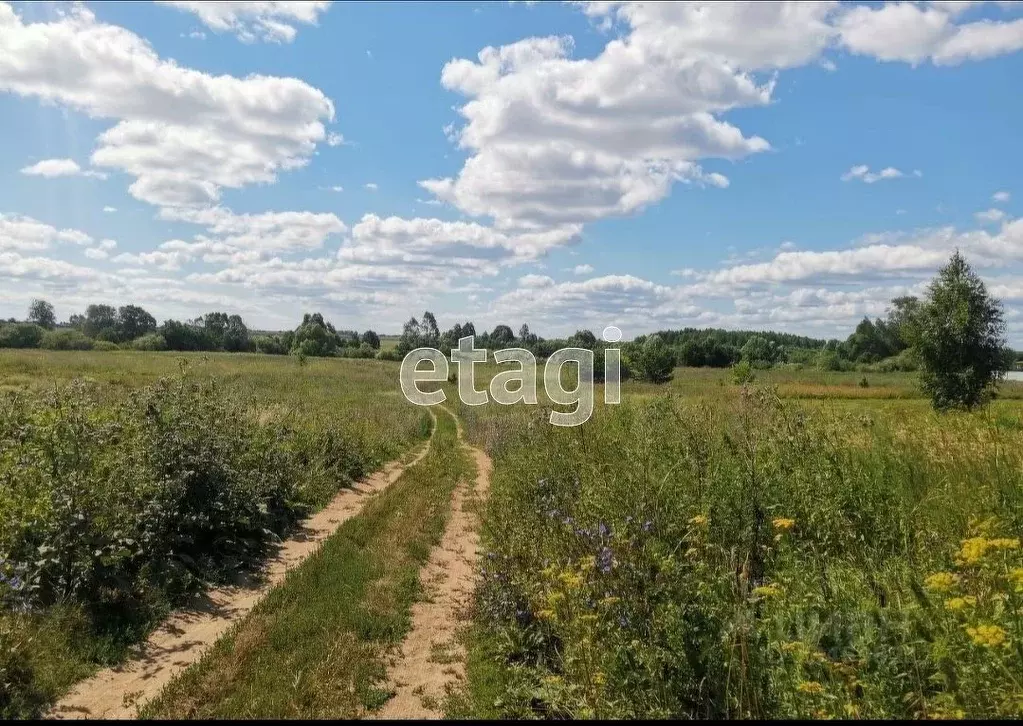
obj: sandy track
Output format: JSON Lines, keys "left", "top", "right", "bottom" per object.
{"left": 372, "top": 408, "right": 492, "bottom": 720}
{"left": 48, "top": 413, "right": 436, "bottom": 721}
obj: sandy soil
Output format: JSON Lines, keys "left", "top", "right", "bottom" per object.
{"left": 371, "top": 410, "right": 492, "bottom": 720}
{"left": 47, "top": 416, "right": 436, "bottom": 721}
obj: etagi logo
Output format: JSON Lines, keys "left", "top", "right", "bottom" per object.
{"left": 400, "top": 326, "right": 623, "bottom": 427}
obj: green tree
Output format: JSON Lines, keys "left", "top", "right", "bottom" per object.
{"left": 396, "top": 316, "right": 423, "bottom": 357}
{"left": 740, "top": 335, "right": 781, "bottom": 367}
{"left": 490, "top": 324, "right": 515, "bottom": 347}
{"left": 361, "top": 330, "right": 381, "bottom": 349}
{"left": 27, "top": 299, "right": 56, "bottom": 329}
{"left": 885, "top": 295, "right": 922, "bottom": 349}
{"left": 221, "top": 314, "right": 250, "bottom": 352}
{"left": 116, "top": 304, "right": 157, "bottom": 341}
{"left": 916, "top": 251, "right": 1008, "bottom": 411}
{"left": 421, "top": 311, "right": 441, "bottom": 348}
{"left": 83, "top": 304, "right": 118, "bottom": 339}
{"left": 291, "top": 313, "right": 341, "bottom": 357}
{"left": 634, "top": 334, "right": 675, "bottom": 383}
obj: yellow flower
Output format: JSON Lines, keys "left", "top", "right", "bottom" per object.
{"left": 772, "top": 517, "right": 796, "bottom": 531}
{"left": 690, "top": 514, "right": 709, "bottom": 527}
{"left": 965, "top": 623, "right": 1009, "bottom": 648}
{"left": 752, "top": 583, "right": 783, "bottom": 599}
{"left": 599, "top": 596, "right": 621, "bottom": 606}
{"left": 797, "top": 681, "right": 825, "bottom": 695}
{"left": 944, "top": 596, "right": 977, "bottom": 612}
{"left": 957, "top": 536, "right": 1021, "bottom": 565}
{"left": 1009, "top": 567, "right": 1023, "bottom": 592}
{"left": 578, "top": 556, "right": 596, "bottom": 572}
{"left": 924, "top": 572, "right": 958, "bottom": 593}
{"left": 537, "top": 609, "right": 556, "bottom": 621}
{"left": 558, "top": 571, "right": 584, "bottom": 589}
{"left": 592, "top": 671, "right": 606, "bottom": 686}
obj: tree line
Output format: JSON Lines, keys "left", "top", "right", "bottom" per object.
{"left": 3, "top": 251, "right": 1017, "bottom": 408}
{"left": 0, "top": 302, "right": 382, "bottom": 359}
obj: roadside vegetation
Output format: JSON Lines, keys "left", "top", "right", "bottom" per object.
{"left": 0, "top": 354, "right": 425, "bottom": 718}
{"left": 140, "top": 407, "right": 472, "bottom": 719}
{"left": 452, "top": 380, "right": 1023, "bottom": 719}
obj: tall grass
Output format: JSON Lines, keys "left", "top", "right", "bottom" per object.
{"left": 0, "top": 351, "right": 425, "bottom": 718}
{"left": 454, "top": 385, "right": 1023, "bottom": 719}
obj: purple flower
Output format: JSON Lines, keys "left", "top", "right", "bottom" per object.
{"left": 598, "top": 522, "right": 612, "bottom": 538}
{"left": 597, "top": 546, "right": 613, "bottom": 574}
{"left": 642, "top": 520, "right": 653, "bottom": 533}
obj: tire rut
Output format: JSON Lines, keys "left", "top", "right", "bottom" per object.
{"left": 371, "top": 407, "right": 492, "bottom": 720}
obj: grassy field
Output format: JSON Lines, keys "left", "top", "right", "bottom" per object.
{"left": 4, "top": 350, "right": 1023, "bottom": 719}
{"left": 450, "top": 371, "right": 1023, "bottom": 719}
{"left": 0, "top": 350, "right": 427, "bottom": 718}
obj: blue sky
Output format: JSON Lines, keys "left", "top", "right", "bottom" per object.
{"left": 1, "top": 1, "right": 1021, "bottom": 341}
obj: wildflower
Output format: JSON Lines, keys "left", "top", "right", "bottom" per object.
{"left": 965, "top": 623, "right": 1009, "bottom": 648}
{"left": 689, "top": 514, "right": 709, "bottom": 527}
{"left": 751, "top": 583, "right": 783, "bottom": 599}
{"left": 772, "top": 517, "right": 796, "bottom": 531}
{"left": 558, "top": 571, "right": 584, "bottom": 589}
{"left": 596, "top": 547, "right": 613, "bottom": 574}
{"left": 1009, "top": 567, "right": 1023, "bottom": 592}
{"left": 599, "top": 595, "right": 620, "bottom": 606}
{"left": 597, "top": 521, "right": 612, "bottom": 538}
{"left": 797, "top": 681, "right": 825, "bottom": 695}
{"left": 579, "top": 555, "right": 597, "bottom": 572}
{"left": 642, "top": 520, "right": 653, "bottom": 533}
{"left": 537, "top": 608, "right": 556, "bottom": 620}
{"left": 957, "top": 536, "right": 1020, "bottom": 566}
{"left": 924, "top": 572, "right": 958, "bottom": 593}
{"left": 944, "top": 596, "right": 977, "bottom": 612}
{"left": 592, "top": 671, "right": 607, "bottom": 686}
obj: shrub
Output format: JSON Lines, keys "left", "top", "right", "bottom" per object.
{"left": 632, "top": 335, "right": 674, "bottom": 383}
{"left": 0, "top": 323, "right": 44, "bottom": 349}
{"left": 92, "top": 340, "right": 120, "bottom": 352}
{"left": 131, "top": 333, "right": 167, "bottom": 351}
{"left": 39, "top": 330, "right": 94, "bottom": 351}
{"left": 731, "top": 359, "right": 755, "bottom": 385}
{"left": 252, "top": 335, "right": 289, "bottom": 355}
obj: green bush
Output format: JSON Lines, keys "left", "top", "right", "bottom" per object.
{"left": 731, "top": 359, "right": 755, "bottom": 385}
{"left": 92, "top": 340, "right": 120, "bottom": 352}
{"left": 130, "top": 333, "right": 167, "bottom": 351}
{"left": 39, "top": 330, "right": 94, "bottom": 351}
{"left": 0, "top": 370, "right": 397, "bottom": 716}
{"left": 0, "top": 323, "right": 44, "bottom": 349}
